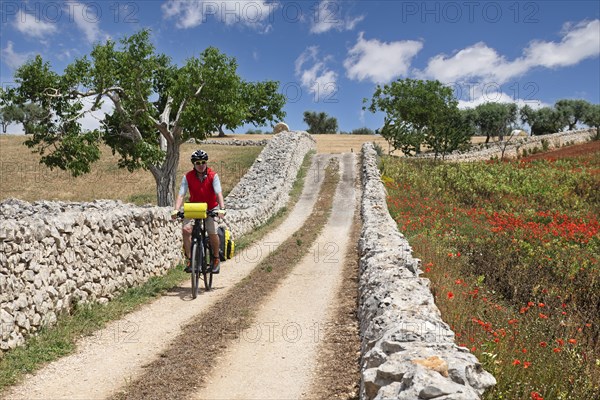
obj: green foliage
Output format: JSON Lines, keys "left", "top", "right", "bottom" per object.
{"left": 555, "top": 99, "right": 592, "bottom": 131}
{"left": 245, "top": 128, "right": 265, "bottom": 134}
{"left": 11, "top": 29, "right": 286, "bottom": 206}
{"left": 350, "top": 127, "right": 375, "bottom": 135}
{"left": 303, "top": 111, "right": 338, "bottom": 134}
{"left": 372, "top": 142, "right": 384, "bottom": 156}
{"left": 364, "top": 78, "right": 470, "bottom": 158}
{"left": 382, "top": 153, "right": 600, "bottom": 399}
{"left": 521, "top": 105, "right": 565, "bottom": 136}
{"left": 582, "top": 104, "right": 600, "bottom": 139}
{"left": 473, "top": 102, "right": 518, "bottom": 143}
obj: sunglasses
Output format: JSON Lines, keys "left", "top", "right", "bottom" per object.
{"left": 194, "top": 161, "right": 207, "bottom": 165}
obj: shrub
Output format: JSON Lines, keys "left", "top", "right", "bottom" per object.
{"left": 350, "top": 127, "right": 375, "bottom": 135}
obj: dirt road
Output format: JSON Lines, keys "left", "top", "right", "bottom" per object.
{"left": 194, "top": 153, "right": 357, "bottom": 399}
{"left": 3, "top": 153, "right": 359, "bottom": 400}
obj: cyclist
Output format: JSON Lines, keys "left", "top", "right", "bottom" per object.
{"left": 172, "top": 150, "right": 226, "bottom": 273}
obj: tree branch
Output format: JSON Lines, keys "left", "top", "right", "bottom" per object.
{"left": 172, "top": 82, "right": 204, "bottom": 141}
{"left": 106, "top": 92, "right": 143, "bottom": 142}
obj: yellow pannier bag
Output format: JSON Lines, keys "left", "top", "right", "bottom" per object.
{"left": 218, "top": 226, "right": 235, "bottom": 261}
{"left": 183, "top": 202, "right": 207, "bottom": 219}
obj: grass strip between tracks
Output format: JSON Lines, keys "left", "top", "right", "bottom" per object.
{"left": 112, "top": 158, "right": 341, "bottom": 400}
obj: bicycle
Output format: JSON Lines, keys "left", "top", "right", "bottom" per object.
{"left": 176, "top": 204, "right": 220, "bottom": 299}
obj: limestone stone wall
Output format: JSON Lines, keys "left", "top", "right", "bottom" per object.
{"left": 0, "top": 131, "right": 315, "bottom": 354}
{"left": 419, "top": 128, "right": 596, "bottom": 162}
{"left": 358, "top": 143, "right": 496, "bottom": 399}
{"left": 197, "top": 138, "right": 269, "bottom": 146}
{"left": 0, "top": 200, "right": 179, "bottom": 352}
{"left": 223, "top": 131, "right": 316, "bottom": 238}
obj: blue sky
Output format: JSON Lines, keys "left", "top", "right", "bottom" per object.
{"left": 1, "top": 0, "right": 599, "bottom": 134}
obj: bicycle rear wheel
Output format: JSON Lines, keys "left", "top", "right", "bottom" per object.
{"left": 202, "top": 241, "right": 213, "bottom": 291}
{"left": 190, "top": 240, "right": 201, "bottom": 299}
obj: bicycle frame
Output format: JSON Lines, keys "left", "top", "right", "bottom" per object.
{"left": 178, "top": 207, "right": 218, "bottom": 298}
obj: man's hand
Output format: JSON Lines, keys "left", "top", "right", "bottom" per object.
{"left": 171, "top": 210, "right": 179, "bottom": 220}
{"left": 217, "top": 209, "right": 227, "bottom": 219}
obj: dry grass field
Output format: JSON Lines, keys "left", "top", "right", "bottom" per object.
{"left": 212, "top": 133, "right": 402, "bottom": 155}
{"left": 0, "top": 135, "right": 262, "bottom": 205}
{"left": 0, "top": 133, "right": 499, "bottom": 204}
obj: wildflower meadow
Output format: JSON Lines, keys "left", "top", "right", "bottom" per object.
{"left": 381, "top": 149, "right": 600, "bottom": 399}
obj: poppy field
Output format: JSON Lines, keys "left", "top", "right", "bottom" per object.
{"left": 381, "top": 147, "right": 600, "bottom": 399}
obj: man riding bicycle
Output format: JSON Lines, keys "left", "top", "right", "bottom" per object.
{"left": 172, "top": 150, "right": 225, "bottom": 274}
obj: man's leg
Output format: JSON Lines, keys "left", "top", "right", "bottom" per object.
{"left": 182, "top": 223, "right": 192, "bottom": 259}
{"left": 209, "top": 233, "right": 220, "bottom": 259}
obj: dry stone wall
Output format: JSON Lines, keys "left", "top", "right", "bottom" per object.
{"left": 0, "top": 131, "right": 315, "bottom": 354}
{"left": 0, "top": 200, "right": 179, "bottom": 352}
{"left": 223, "top": 131, "right": 315, "bottom": 238}
{"left": 197, "top": 138, "right": 269, "bottom": 146}
{"left": 358, "top": 143, "right": 496, "bottom": 399}
{"left": 419, "top": 128, "right": 597, "bottom": 162}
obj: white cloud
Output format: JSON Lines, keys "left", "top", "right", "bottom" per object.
{"left": 162, "top": 0, "right": 279, "bottom": 30}
{"left": 1, "top": 41, "right": 34, "bottom": 69}
{"left": 457, "top": 91, "right": 546, "bottom": 110}
{"left": 13, "top": 10, "right": 58, "bottom": 39}
{"left": 418, "top": 42, "right": 529, "bottom": 84}
{"left": 310, "top": 0, "right": 365, "bottom": 34}
{"left": 523, "top": 19, "right": 600, "bottom": 68}
{"left": 67, "top": 1, "right": 107, "bottom": 43}
{"left": 344, "top": 32, "right": 423, "bottom": 83}
{"left": 295, "top": 46, "right": 338, "bottom": 100}
{"left": 419, "top": 19, "right": 600, "bottom": 85}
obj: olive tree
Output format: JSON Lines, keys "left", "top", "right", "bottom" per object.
{"left": 12, "top": 29, "right": 285, "bottom": 206}
{"left": 473, "top": 102, "right": 518, "bottom": 143}
{"left": 364, "top": 78, "right": 470, "bottom": 158}
{"left": 555, "top": 99, "right": 591, "bottom": 131}
{"left": 303, "top": 111, "right": 338, "bottom": 134}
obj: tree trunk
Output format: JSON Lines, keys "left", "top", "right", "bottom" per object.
{"left": 218, "top": 125, "right": 226, "bottom": 137}
{"left": 151, "top": 141, "right": 181, "bottom": 207}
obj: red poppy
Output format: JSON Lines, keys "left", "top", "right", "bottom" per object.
{"left": 531, "top": 391, "right": 544, "bottom": 400}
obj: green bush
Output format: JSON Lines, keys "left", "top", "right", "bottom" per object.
{"left": 350, "top": 127, "right": 375, "bottom": 135}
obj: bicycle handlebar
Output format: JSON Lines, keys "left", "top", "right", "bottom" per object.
{"left": 175, "top": 210, "right": 220, "bottom": 220}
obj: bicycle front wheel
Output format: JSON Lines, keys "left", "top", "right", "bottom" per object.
{"left": 190, "top": 240, "right": 201, "bottom": 299}
{"left": 202, "top": 241, "right": 213, "bottom": 291}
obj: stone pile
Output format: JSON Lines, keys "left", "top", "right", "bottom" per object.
{"left": 273, "top": 122, "right": 290, "bottom": 134}
{"left": 0, "top": 131, "right": 315, "bottom": 353}
{"left": 358, "top": 143, "right": 496, "bottom": 399}
{"left": 418, "top": 128, "right": 597, "bottom": 162}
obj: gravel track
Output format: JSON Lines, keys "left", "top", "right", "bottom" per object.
{"left": 3, "top": 155, "right": 336, "bottom": 400}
